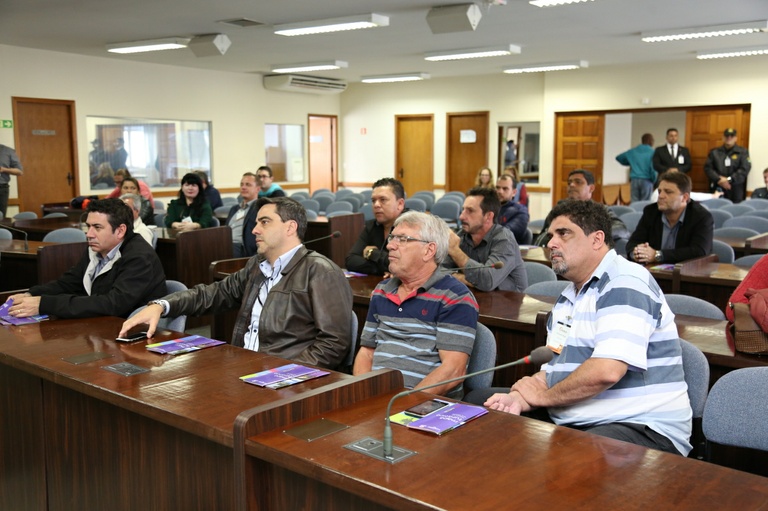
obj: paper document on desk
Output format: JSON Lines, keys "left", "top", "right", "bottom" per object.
{"left": 240, "top": 363, "right": 330, "bottom": 389}
{"left": 146, "top": 335, "right": 225, "bottom": 355}
{"left": 391, "top": 403, "right": 487, "bottom": 436}
{"left": 0, "top": 299, "right": 49, "bottom": 326}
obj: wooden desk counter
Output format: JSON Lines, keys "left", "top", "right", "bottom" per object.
{"left": 239, "top": 390, "right": 768, "bottom": 511}
{"left": 745, "top": 233, "right": 768, "bottom": 256}
{"left": 8, "top": 217, "right": 82, "bottom": 241}
{"left": 0, "top": 316, "right": 370, "bottom": 511}
{"left": 0, "top": 239, "right": 87, "bottom": 292}
{"left": 673, "top": 257, "right": 748, "bottom": 311}
{"left": 305, "top": 213, "right": 364, "bottom": 269}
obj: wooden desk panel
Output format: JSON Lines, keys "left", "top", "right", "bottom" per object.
{"left": 673, "top": 257, "right": 748, "bottom": 311}
{"left": 0, "top": 240, "right": 87, "bottom": 292}
{"left": 155, "top": 226, "right": 233, "bottom": 288}
{"left": 241, "top": 391, "right": 768, "bottom": 511}
{"left": 305, "top": 213, "right": 364, "bottom": 269}
{"left": 0, "top": 316, "right": 360, "bottom": 511}
{"left": 745, "top": 233, "right": 768, "bottom": 255}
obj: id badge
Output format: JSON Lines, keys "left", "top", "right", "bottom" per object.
{"left": 547, "top": 320, "right": 571, "bottom": 354}
{"left": 724, "top": 157, "right": 731, "bottom": 167}
{"left": 181, "top": 215, "right": 193, "bottom": 223}
{"left": 677, "top": 155, "right": 684, "bottom": 165}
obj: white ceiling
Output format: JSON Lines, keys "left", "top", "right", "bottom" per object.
{"left": 3, "top": 0, "right": 768, "bottom": 83}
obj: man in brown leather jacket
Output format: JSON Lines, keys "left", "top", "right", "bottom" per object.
{"left": 120, "top": 197, "right": 353, "bottom": 369}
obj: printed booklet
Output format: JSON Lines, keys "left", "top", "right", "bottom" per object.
{"left": 240, "top": 363, "right": 330, "bottom": 390}
{"left": 0, "top": 299, "right": 49, "bottom": 326}
{"left": 390, "top": 402, "right": 488, "bottom": 436}
{"left": 145, "top": 335, "right": 225, "bottom": 355}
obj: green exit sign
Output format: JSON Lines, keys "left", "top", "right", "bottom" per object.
{"left": 1, "top": 120, "right": 12, "bottom": 129}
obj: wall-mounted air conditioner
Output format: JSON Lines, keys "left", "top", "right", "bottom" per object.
{"left": 263, "top": 74, "right": 348, "bottom": 94}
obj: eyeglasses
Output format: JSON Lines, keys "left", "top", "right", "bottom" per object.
{"left": 257, "top": 174, "right": 271, "bottom": 179}
{"left": 386, "top": 234, "right": 432, "bottom": 246}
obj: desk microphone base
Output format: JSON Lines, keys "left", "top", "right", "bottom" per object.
{"left": 345, "top": 437, "right": 416, "bottom": 464}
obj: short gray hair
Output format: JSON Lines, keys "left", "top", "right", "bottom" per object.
{"left": 120, "top": 193, "right": 142, "bottom": 213}
{"left": 393, "top": 211, "right": 450, "bottom": 264}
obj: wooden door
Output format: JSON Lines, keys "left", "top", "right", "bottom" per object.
{"left": 309, "top": 115, "right": 337, "bottom": 193}
{"left": 395, "top": 115, "right": 433, "bottom": 197}
{"left": 446, "top": 111, "right": 489, "bottom": 194}
{"left": 12, "top": 97, "right": 78, "bottom": 213}
{"left": 686, "top": 106, "right": 750, "bottom": 193}
{"left": 553, "top": 113, "right": 605, "bottom": 205}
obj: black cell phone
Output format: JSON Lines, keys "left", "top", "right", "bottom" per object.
{"left": 404, "top": 399, "right": 450, "bottom": 418}
{"left": 115, "top": 331, "right": 148, "bottom": 343}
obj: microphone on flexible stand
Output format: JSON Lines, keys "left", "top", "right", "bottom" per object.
{"left": 304, "top": 230, "right": 342, "bottom": 245}
{"left": 445, "top": 261, "right": 504, "bottom": 273}
{"left": 379, "top": 346, "right": 554, "bottom": 460}
{"left": 2, "top": 224, "right": 29, "bottom": 252}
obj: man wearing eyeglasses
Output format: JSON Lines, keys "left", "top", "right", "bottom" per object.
{"left": 256, "top": 165, "right": 286, "bottom": 198}
{"left": 353, "top": 212, "right": 479, "bottom": 399}
{"left": 443, "top": 187, "right": 527, "bottom": 292}
{"left": 704, "top": 128, "right": 751, "bottom": 204}
{"left": 121, "top": 197, "right": 353, "bottom": 369}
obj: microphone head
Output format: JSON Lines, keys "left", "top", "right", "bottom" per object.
{"left": 331, "top": 230, "right": 342, "bottom": 238}
{"left": 492, "top": 261, "right": 504, "bottom": 269}
{"left": 528, "top": 346, "right": 555, "bottom": 365}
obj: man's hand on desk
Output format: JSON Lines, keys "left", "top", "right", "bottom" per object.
{"left": 484, "top": 390, "right": 532, "bottom": 415}
{"left": 119, "top": 303, "right": 164, "bottom": 338}
{"left": 7, "top": 293, "right": 41, "bottom": 318}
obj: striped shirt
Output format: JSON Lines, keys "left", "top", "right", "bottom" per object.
{"left": 361, "top": 270, "right": 479, "bottom": 398}
{"left": 544, "top": 249, "right": 692, "bottom": 456}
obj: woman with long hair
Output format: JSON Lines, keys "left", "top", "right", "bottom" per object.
{"left": 164, "top": 173, "right": 213, "bottom": 231}
{"left": 474, "top": 167, "right": 494, "bottom": 190}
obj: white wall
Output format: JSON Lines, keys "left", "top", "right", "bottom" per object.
{"left": 0, "top": 44, "right": 341, "bottom": 199}
{"left": 603, "top": 114, "right": 632, "bottom": 185}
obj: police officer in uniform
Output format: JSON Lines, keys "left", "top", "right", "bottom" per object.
{"left": 704, "top": 128, "right": 751, "bottom": 203}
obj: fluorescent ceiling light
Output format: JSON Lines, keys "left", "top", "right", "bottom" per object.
{"left": 425, "top": 45, "right": 521, "bottom": 62}
{"left": 503, "top": 60, "right": 588, "bottom": 74}
{"left": 529, "top": 0, "right": 594, "bottom": 7}
{"left": 274, "top": 13, "right": 389, "bottom": 36}
{"left": 271, "top": 61, "right": 348, "bottom": 73}
{"left": 361, "top": 73, "right": 430, "bottom": 84}
{"left": 696, "top": 46, "right": 768, "bottom": 59}
{"left": 642, "top": 21, "right": 768, "bottom": 42}
{"left": 106, "top": 37, "right": 190, "bottom": 54}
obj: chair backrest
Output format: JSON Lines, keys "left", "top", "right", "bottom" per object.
{"left": 360, "top": 203, "right": 374, "bottom": 222}
{"left": 342, "top": 313, "right": 359, "bottom": 371}
{"left": 720, "top": 204, "right": 755, "bottom": 217}
{"left": 524, "top": 261, "right": 557, "bottom": 286}
{"left": 745, "top": 198, "right": 768, "bottom": 210}
{"left": 613, "top": 238, "right": 628, "bottom": 258}
{"left": 701, "top": 197, "right": 733, "bottom": 209}
{"left": 404, "top": 198, "right": 427, "bottom": 212}
{"left": 290, "top": 191, "right": 310, "bottom": 201}
{"left": 154, "top": 212, "right": 166, "bottom": 227}
{"left": 703, "top": 367, "right": 768, "bottom": 452}
{"left": 360, "top": 189, "right": 372, "bottom": 204}
{"left": 209, "top": 216, "right": 220, "bottom": 227}
{"left": 521, "top": 228, "right": 533, "bottom": 246}
{"left": 325, "top": 201, "right": 353, "bottom": 215}
{"left": 314, "top": 195, "right": 334, "bottom": 213}
{"left": 162, "top": 279, "right": 188, "bottom": 331}
{"left": 620, "top": 212, "right": 643, "bottom": 233}
{"left": 438, "top": 194, "right": 464, "bottom": 206}
{"left": 665, "top": 294, "right": 726, "bottom": 320}
{"left": 465, "top": 323, "right": 497, "bottom": 393}
{"left": 326, "top": 210, "right": 354, "bottom": 218}
{"left": 0, "top": 228, "right": 13, "bottom": 240}
{"left": 734, "top": 254, "right": 765, "bottom": 268}
{"left": 305, "top": 209, "right": 319, "bottom": 221}
{"left": 679, "top": 339, "right": 709, "bottom": 419}
{"left": 338, "top": 196, "right": 361, "bottom": 212}
{"left": 723, "top": 215, "right": 768, "bottom": 233}
{"left": 710, "top": 239, "right": 735, "bottom": 264}
{"left": 525, "top": 280, "right": 569, "bottom": 297}
{"left": 713, "top": 226, "right": 760, "bottom": 239}
{"left": 153, "top": 199, "right": 166, "bottom": 209}
{"left": 411, "top": 192, "right": 435, "bottom": 210}
{"left": 221, "top": 196, "right": 238, "bottom": 206}
{"left": 528, "top": 218, "right": 545, "bottom": 231}
{"left": 443, "top": 191, "right": 465, "bottom": 200}
{"left": 607, "top": 205, "right": 634, "bottom": 217}
{"left": 299, "top": 199, "right": 320, "bottom": 213}
{"left": 14, "top": 211, "right": 38, "bottom": 220}
{"left": 312, "top": 188, "right": 333, "bottom": 197}
{"left": 629, "top": 200, "right": 653, "bottom": 212}
{"left": 430, "top": 201, "right": 461, "bottom": 224}
{"left": 335, "top": 189, "right": 354, "bottom": 199}
{"left": 214, "top": 205, "right": 232, "bottom": 216}
{"left": 741, "top": 210, "right": 768, "bottom": 219}
{"left": 151, "top": 228, "right": 158, "bottom": 249}
{"left": 42, "top": 227, "right": 87, "bottom": 243}
{"left": 44, "top": 212, "right": 68, "bottom": 218}
{"left": 708, "top": 209, "right": 733, "bottom": 229}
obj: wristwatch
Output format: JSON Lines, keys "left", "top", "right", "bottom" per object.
{"left": 654, "top": 250, "right": 663, "bottom": 263}
{"left": 364, "top": 247, "right": 374, "bottom": 260}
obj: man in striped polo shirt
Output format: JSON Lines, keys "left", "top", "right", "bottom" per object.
{"left": 353, "top": 211, "right": 479, "bottom": 399}
{"left": 485, "top": 200, "right": 692, "bottom": 455}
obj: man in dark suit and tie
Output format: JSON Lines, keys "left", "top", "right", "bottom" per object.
{"left": 652, "top": 128, "right": 692, "bottom": 177}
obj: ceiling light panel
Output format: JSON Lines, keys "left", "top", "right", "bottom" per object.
{"left": 425, "top": 45, "right": 521, "bottom": 62}
{"left": 696, "top": 46, "right": 768, "bottom": 59}
{"left": 641, "top": 21, "right": 768, "bottom": 43}
{"left": 529, "top": 0, "right": 594, "bottom": 7}
{"left": 274, "top": 13, "right": 389, "bottom": 36}
{"left": 503, "top": 60, "right": 588, "bottom": 73}
{"left": 271, "top": 61, "right": 348, "bottom": 73}
{"left": 106, "top": 37, "right": 190, "bottom": 54}
{"left": 361, "top": 73, "right": 430, "bottom": 84}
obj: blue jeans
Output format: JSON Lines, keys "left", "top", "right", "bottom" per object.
{"left": 631, "top": 179, "right": 653, "bottom": 203}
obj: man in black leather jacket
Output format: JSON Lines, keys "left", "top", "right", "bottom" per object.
{"left": 121, "top": 197, "right": 352, "bottom": 369}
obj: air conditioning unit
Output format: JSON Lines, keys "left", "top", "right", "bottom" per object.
{"left": 263, "top": 74, "right": 348, "bottom": 94}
